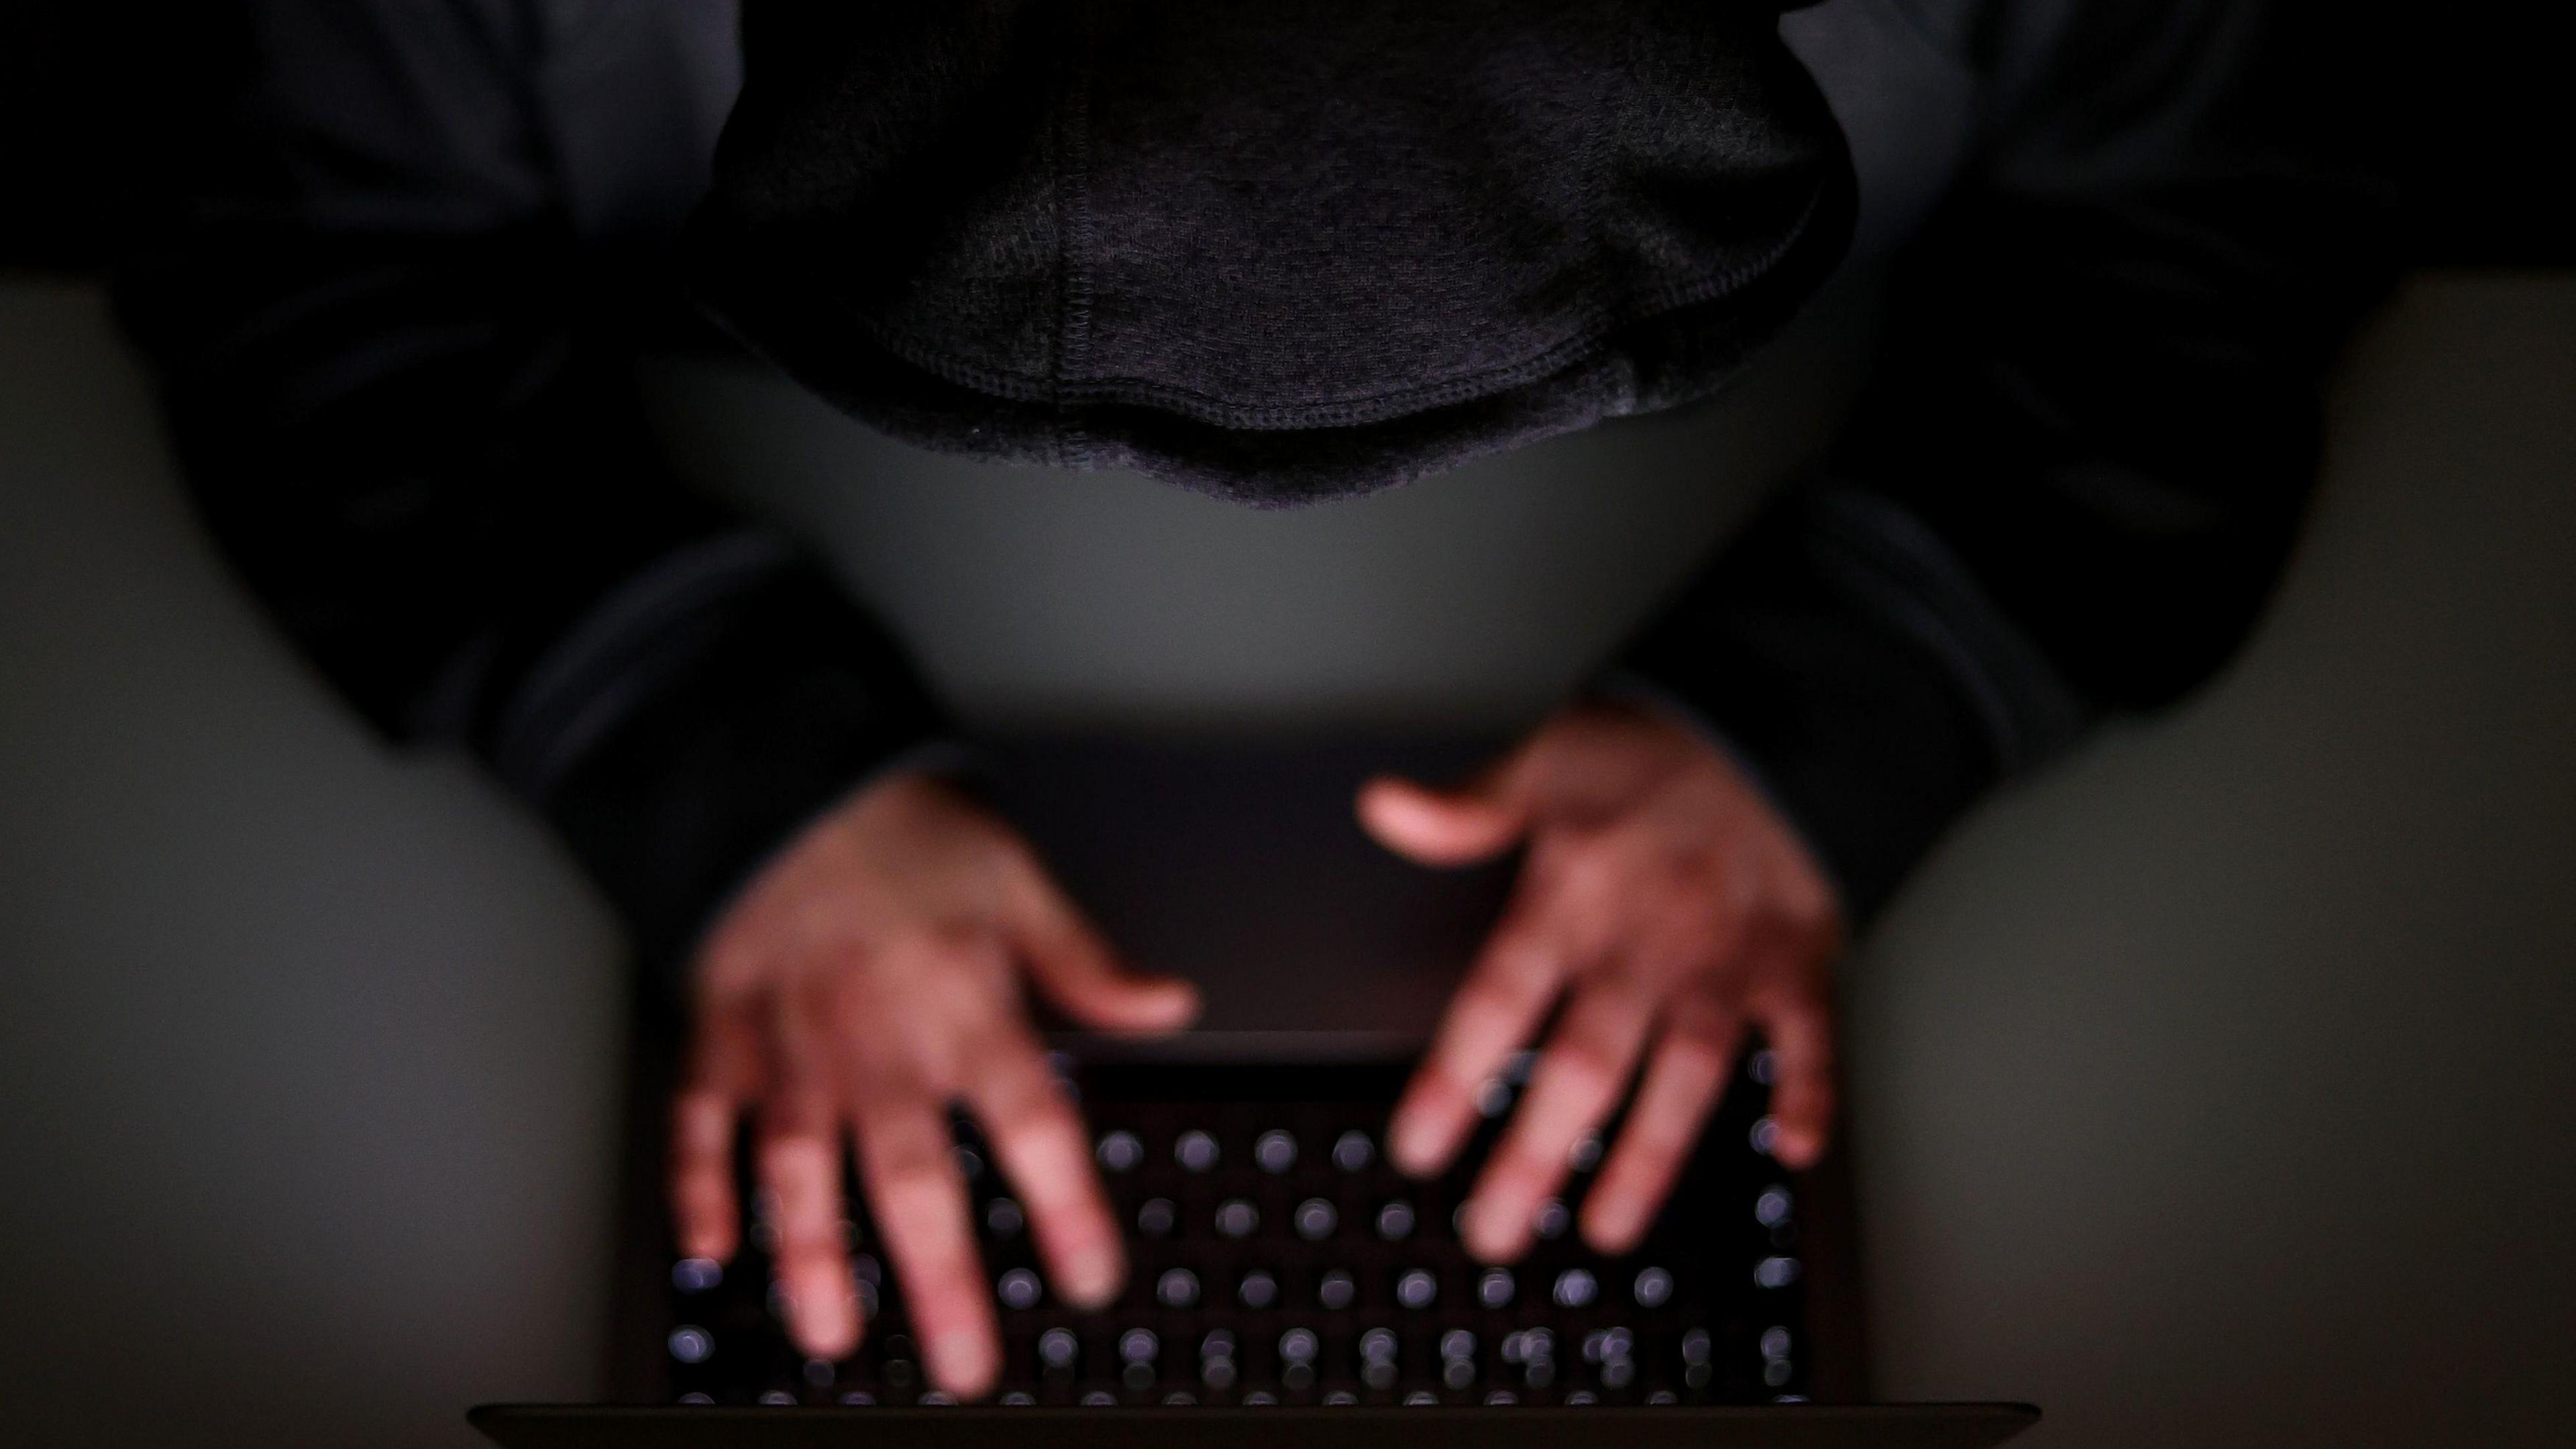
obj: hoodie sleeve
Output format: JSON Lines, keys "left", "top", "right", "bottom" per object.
{"left": 116, "top": 0, "right": 949, "bottom": 995}
{"left": 1616, "top": 0, "right": 2391, "bottom": 922}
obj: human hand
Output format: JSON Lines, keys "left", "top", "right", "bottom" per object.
{"left": 1358, "top": 700, "right": 1842, "bottom": 1262}
{"left": 669, "top": 771, "right": 1198, "bottom": 1398}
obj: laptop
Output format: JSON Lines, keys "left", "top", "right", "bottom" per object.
{"left": 472, "top": 738, "right": 2036, "bottom": 1446}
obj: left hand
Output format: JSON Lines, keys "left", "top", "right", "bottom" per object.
{"left": 1359, "top": 699, "right": 1843, "bottom": 1261}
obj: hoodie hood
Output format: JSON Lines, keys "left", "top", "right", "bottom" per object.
{"left": 688, "top": 0, "right": 1856, "bottom": 504}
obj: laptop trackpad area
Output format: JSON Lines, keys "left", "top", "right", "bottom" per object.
{"left": 993, "top": 738, "right": 1517, "bottom": 1063}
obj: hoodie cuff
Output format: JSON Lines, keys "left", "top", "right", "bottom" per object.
{"left": 1615, "top": 483, "right": 2086, "bottom": 925}
{"left": 486, "top": 532, "right": 950, "bottom": 1005}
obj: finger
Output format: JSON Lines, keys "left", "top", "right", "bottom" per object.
{"left": 1581, "top": 999, "right": 1741, "bottom": 1253}
{"left": 1461, "top": 978, "right": 1657, "bottom": 1262}
{"left": 758, "top": 1080, "right": 860, "bottom": 1361}
{"left": 1386, "top": 892, "right": 1571, "bottom": 1177}
{"left": 670, "top": 1000, "right": 762, "bottom": 1263}
{"left": 1004, "top": 863, "right": 1199, "bottom": 1035}
{"left": 1356, "top": 775, "right": 1527, "bottom": 866}
{"left": 850, "top": 1079, "right": 1000, "bottom": 1399}
{"left": 1752, "top": 983, "right": 1836, "bottom": 1170}
{"left": 1355, "top": 742, "right": 1542, "bottom": 867}
{"left": 961, "top": 1022, "right": 1126, "bottom": 1308}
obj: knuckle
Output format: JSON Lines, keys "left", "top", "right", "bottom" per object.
{"left": 757, "top": 1130, "right": 833, "bottom": 1183}
{"left": 863, "top": 1121, "right": 953, "bottom": 1183}
{"left": 1543, "top": 1042, "right": 1623, "bottom": 1103}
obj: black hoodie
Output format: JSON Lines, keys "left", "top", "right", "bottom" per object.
{"left": 119, "top": 0, "right": 2387, "bottom": 991}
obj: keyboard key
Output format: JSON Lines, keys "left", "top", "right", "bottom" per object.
{"left": 1362, "top": 1361, "right": 1397, "bottom": 1390}
{"left": 1565, "top": 1390, "right": 1597, "bottom": 1405}
{"left": 1478, "top": 1268, "right": 1515, "bottom": 1308}
{"left": 1680, "top": 1328, "right": 1713, "bottom": 1366}
{"left": 1442, "top": 1357, "right": 1476, "bottom": 1389}
{"left": 759, "top": 1389, "right": 796, "bottom": 1405}
{"left": 1764, "top": 1358, "right": 1793, "bottom": 1387}
{"left": 1083, "top": 1390, "right": 1117, "bottom": 1406}
{"left": 997, "top": 1267, "right": 1042, "bottom": 1309}
{"left": 1175, "top": 1130, "right": 1219, "bottom": 1172}
{"left": 1405, "top": 1390, "right": 1440, "bottom": 1405}
{"left": 1554, "top": 1269, "right": 1598, "bottom": 1307}
{"left": 1749, "top": 1116, "right": 1781, "bottom": 1156}
{"left": 1238, "top": 1269, "right": 1278, "bottom": 1308}
{"left": 1568, "top": 1132, "right": 1603, "bottom": 1171}
{"left": 1761, "top": 1326, "right": 1792, "bottom": 1360}
{"left": 1038, "top": 1328, "right": 1079, "bottom": 1370}
{"left": 1279, "top": 1328, "right": 1320, "bottom": 1364}
{"left": 1244, "top": 1391, "right": 1279, "bottom": 1405}
{"left": 1633, "top": 1266, "right": 1674, "bottom": 1307}
{"left": 1325, "top": 1389, "right": 1358, "bottom": 1405}
{"left": 1601, "top": 1357, "right": 1635, "bottom": 1389}
{"left": 1201, "top": 1329, "right": 1235, "bottom": 1358}
{"left": 1137, "top": 1197, "right": 1177, "bottom": 1236}
{"left": 1359, "top": 1328, "right": 1398, "bottom": 1362}
{"left": 1002, "top": 1391, "right": 1036, "bottom": 1405}
{"left": 672, "top": 1257, "right": 722, "bottom": 1293}
{"left": 1201, "top": 1357, "right": 1236, "bottom": 1389}
{"left": 1754, "top": 1256, "right": 1801, "bottom": 1289}
{"left": 1295, "top": 1198, "right": 1338, "bottom": 1240}
{"left": 985, "top": 1198, "right": 1024, "bottom": 1238}
{"left": 1332, "top": 1130, "right": 1374, "bottom": 1172}
{"left": 1475, "top": 1077, "right": 1513, "bottom": 1118}
{"left": 1441, "top": 1329, "right": 1477, "bottom": 1360}
{"left": 667, "top": 1326, "right": 712, "bottom": 1364}
{"left": 1157, "top": 1267, "right": 1201, "bottom": 1308}
{"left": 1396, "top": 1269, "right": 1437, "bottom": 1309}
{"left": 1755, "top": 1185, "right": 1793, "bottom": 1228}
{"left": 1318, "top": 1269, "right": 1356, "bottom": 1310}
{"left": 1377, "top": 1201, "right": 1416, "bottom": 1240}
{"left": 1254, "top": 1130, "right": 1298, "bottom": 1173}
{"left": 1214, "top": 1199, "right": 1258, "bottom": 1238}
{"left": 955, "top": 1146, "right": 985, "bottom": 1181}
{"left": 1097, "top": 1130, "right": 1144, "bottom": 1173}
{"left": 1532, "top": 1197, "right": 1570, "bottom": 1240}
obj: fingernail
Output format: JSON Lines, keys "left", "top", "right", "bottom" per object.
{"left": 1585, "top": 1202, "right": 1642, "bottom": 1254}
{"left": 1062, "top": 1246, "right": 1122, "bottom": 1307}
{"left": 1462, "top": 1199, "right": 1518, "bottom": 1261}
{"left": 929, "top": 1330, "right": 996, "bottom": 1396}
{"left": 1387, "top": 1114, "right": 1441, "bottom": 1177}
{"left": 790, "top": 1266, "right": 857, "bottom": 1357}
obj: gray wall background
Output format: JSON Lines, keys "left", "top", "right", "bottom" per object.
{"left": 1, "top": 272, "right": 2570, "bottom": 1446}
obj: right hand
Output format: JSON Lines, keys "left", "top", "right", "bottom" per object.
{"left": 669, "top": 771, "right": 1199, "bottom": 1398}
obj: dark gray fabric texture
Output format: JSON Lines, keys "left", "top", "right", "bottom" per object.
{"left": 688, "top": 0, "right": 1856, "bottom": 504}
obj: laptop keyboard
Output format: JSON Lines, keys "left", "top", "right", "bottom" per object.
{"left": 661, "top": 1053, "right": 1810, "bottom": 1407}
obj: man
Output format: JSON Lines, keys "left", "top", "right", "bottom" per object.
{"left": 121, "top": 0, "right": 2374, "bottom": 1402}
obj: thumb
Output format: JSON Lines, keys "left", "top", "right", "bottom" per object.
{"left": 1356, "top": 753, "right": 1536, "bottom": 867}
{"left": 1004, "top": 867, "right": 1201, "bottom": 1036}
